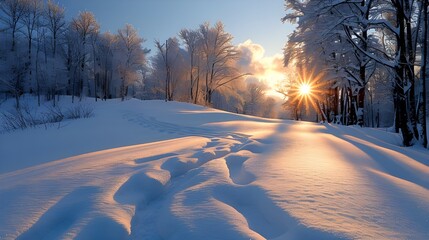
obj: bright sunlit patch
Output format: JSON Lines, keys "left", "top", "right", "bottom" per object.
{"left": 299, "top": 83, "right": 312, "bottom": 96}
{"left": 287, "top": 68, "right": 328, "bottom": 120}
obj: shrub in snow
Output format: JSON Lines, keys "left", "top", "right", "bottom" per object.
{"left": 65, "top": 105, "right": 94, "bottom": 119}
{"left": 0, "top": 105, "right": 40, "bottom": 131}
{"left": 0, "top": 103, "right": 94, "bottom": 132}
{"left": 43, "top": 105, "right": 65, "bottom": 123}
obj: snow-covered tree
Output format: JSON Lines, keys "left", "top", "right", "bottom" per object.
{"left": 243, "top": 81, "right": 267, "bottom": 117}
{"left": 282, "top": 0, "right": 427, "bottom": 146}
{"left": 154, "top": 37, "right": 187, "bottom": 101}
{"left": 115, "top": 24, "right": 147, "bottom": 100}
{"left": 70, "top": 11, "right": 99, "bottom": 99}
{"left": 199, "top": 22, "right": 249, "bottom": 105}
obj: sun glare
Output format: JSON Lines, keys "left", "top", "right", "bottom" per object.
{"left": 287, "top": 68, "right": 328, "bottom": 120}
{"left": 299, "top": 83, "right": 311, "bottom": 96}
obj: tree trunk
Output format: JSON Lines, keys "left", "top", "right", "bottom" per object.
{"left": 422, "top": 0, "right": 428, "bottom": 148}
{"left": 404, "top": 0, "right": 419, "bottom": 139}
{"left": 11, "top": 26, "right": 16, "bottom": 52}
{"left": 395, "top": 0, "right": 415, "bottom": 146}
{"left": 194, "top": 66, "right": 200, "bottom": 104}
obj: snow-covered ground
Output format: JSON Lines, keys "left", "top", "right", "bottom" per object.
{"left": 1, "top": 98, "right": 428, "bottom": 239}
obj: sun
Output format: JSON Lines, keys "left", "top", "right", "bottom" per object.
{"left": 284, "top": 68, "right": 329, "bottom": 121}
{"left": 299, "top": 83, "right": 312, "bottom": 96}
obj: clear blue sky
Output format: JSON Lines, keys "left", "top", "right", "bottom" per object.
{"left": 57, "top": 0, "right": 295, "bottom": 57}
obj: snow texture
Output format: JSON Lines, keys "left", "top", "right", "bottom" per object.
{"left": 1, "top": 98, "right": 429, "bottom": 239}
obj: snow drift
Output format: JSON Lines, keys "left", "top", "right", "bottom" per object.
{"left": 1, "top": 98, "right": 428, "bottom": 239}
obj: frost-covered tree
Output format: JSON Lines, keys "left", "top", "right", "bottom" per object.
{"left": 117, "top": 24, "right": 147, "bottom": 100}
{"left": 154, "top": 37, "right": 187, "bottom": 101}
{"left": 71, "top": 11, "right": 99, "bottom": 99}
{"left": 116, "top": 24, "right": 147, "bottom": 101}
{"left": 21, "top": 0, "right": 42, "bottom": 61}
{"left": 199, "top": 22, "right": 249, "bottom": 105}
{"left": 96, "top": 32, "right": 115, "bottom": 100}
{"left": 45, "top": 0, "right": 65, "bottom": 58}
{"left": 243, "top": 81, "right": 267, "bottom": 117}
{"left": 283, "top": 0, "right": 427, "bottom": 146}
{"left": 179, "top": 28, "right": 202, "bottom": 103}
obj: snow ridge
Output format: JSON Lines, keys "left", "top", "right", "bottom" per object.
{"left": 1, "top": 99, "right": 428, "bottom": 239}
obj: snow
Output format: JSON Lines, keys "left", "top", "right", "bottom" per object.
{"left": 1, "top": 98, "right": 429, "bottom": 239}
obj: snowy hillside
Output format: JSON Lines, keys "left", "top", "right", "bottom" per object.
{"left": 1, "top": 98, "right": 429, "bottom": 239}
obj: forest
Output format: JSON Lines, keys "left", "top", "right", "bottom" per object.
{"left": 283, "top": 0, "right": 428, "bottom": 147}
{"left": 0, "top": 0, "right": 278, "bottom": 120}
{"left": 0, "top": 0, "right": 428, "bottom": 148}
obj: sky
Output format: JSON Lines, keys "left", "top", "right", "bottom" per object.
{"left": 57, "top": 0, "right": 294, "bottom": 57}
{"left": 56, "top": 0, "right": 296, "bottom": 98}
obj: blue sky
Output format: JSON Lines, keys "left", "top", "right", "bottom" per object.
{"left": 57, "top": 0, "right": 295, "bottom": 57}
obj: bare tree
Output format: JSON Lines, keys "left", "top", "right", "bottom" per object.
{"left": 243, "top": 81, "right": 266, "bottom": 116}
{"left": 45, "top": 0, "right": 65, "bottom": 58}
{"left": 0, "top": 0, "right": 27, "bottom": 51}
{"left": 44, "top": 0, "right": 65, "bottom": 104}
{"left": 179, "top": 28, "right": 201, "bottom": 103}
{"left": 199, "top": 22, "right": 249, "bottom": 105}
{"left": 116, "top": 24, "right": 146, "bottom": 101}
{"left": 155, "top": 38, "right": 181, "bottom": 101}
{"left": 1, "top": 55, "right": 28, "bottom": 108}
{"left": 21, "top": 0, "right": 43, "bottom": 87}
{"left": 97, "top": 32, "right": 115, "bottom": 100}
{"left": 71, "top": 11, "right": 99, "bottom": 98}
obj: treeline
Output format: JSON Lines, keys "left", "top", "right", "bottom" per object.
{"left": 0, "top": 0, "right": 278, "bottom": 118}
{"left": 283, "top": 0, "right": 428, "bottom": 147}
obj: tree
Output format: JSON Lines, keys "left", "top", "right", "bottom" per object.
{"left": 45, "top": 0, "right": 65, "bottom": 58}
{"left": 282, "top": 0, "right": 358, "bottom": 124}
{"left": 97, "top": 32, "right": 115, "bottom": 100}
{"left": 71, "top": 11, "right": 99, "bottom": 98}
{"left": 21, "top": 0, "right": 43, "bottom": 90}
{"left": 154, "top": 37, "right": 183, "bottom": 101}
{"left": 282, "top": 0, "right": 424, "bottom": 146}
{"left": 179, "top": 28, "right": 201, "bottom": 103}
{"left": 243, "top": 81, "right": 266, "bottom": 116}
{"left": 199, "top": 22, "right": 249, "bottom": 105}
{"left": 44, "top": 0, "right": 66, "bottom": 105}
{"left": 421, "top": 0, "right": 428, "bottom": 148}
{"left": 0, "top": 53, "right": 28, "bottom": 108}
{"left": 116, "top": 24, "right": 147, "bottom": 100}
{"left": 0, "top": 0, "right": 27, "bottom": 51}
{"left": 64, "top": 26, "right": 81, "bottom": 102}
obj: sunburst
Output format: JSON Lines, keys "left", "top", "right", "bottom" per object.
{"left": 288, "top": 68, "right": 327, "bottom": 121}
{"left": 298, "top": 82, "right": 312, "bottom": 96}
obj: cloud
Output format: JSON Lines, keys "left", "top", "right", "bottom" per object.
{"left": 237, "top": 39, "right": 286, "bottom": 99}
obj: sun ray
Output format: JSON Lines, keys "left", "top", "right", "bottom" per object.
{"left": 298, "top": 83, "right": 311, "bottom": 96}
{"left": 286, "top": 68, "right": 328, "bottom": 121}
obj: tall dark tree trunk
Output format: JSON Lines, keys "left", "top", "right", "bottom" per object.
{"left": 357, "top": 0, "right": 370, "bottom": 126}
{"left": 11, "top": 26, "right": 16, "bottom": 52}
{"left": 395, "top": 4, "right": 415, "bottom": 146}
{"left": 422, "top": 0, "right": 428, "bottom": 148}
{"left": 404, "top": 0, "right": 419, "bottom": 139}
{"left": 194, "top": 66, "right": 200, "bottom": 104}
{"left": 189, "top": 53, "right": 194, "bottom": 102}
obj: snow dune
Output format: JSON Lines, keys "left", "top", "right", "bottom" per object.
{"left": 1, "top": 99, "right": 428, "bottom": 239}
